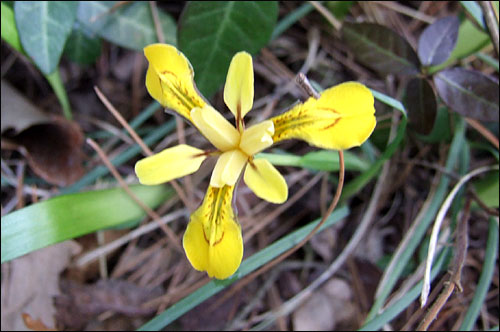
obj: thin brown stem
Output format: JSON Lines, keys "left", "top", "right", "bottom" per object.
{"left": 86, "top": 138, "right": 182, "bottom": 252}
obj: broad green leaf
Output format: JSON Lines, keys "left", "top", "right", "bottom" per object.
{"left": 178, "top": 1, "right": 278, "bottom": 97}
{"left": 342, "top": 22, "right": 420, "bottom": 76}
{"left": 404, "top": 77, "right": 437, "bottom": 135}
{"left": 139, "top": 206, "right": 350, "bottom": 330}
{"left": 1, "top": 184, "right": 173, "bottom": 263}
{"left": 418, "top": 16, "right": 459, "bottom": 66}
{"left": 15, "top": 1, "right": 78, "bottom": 74}
{"left": 434, "top": 68, "right": 499, "bottom": 122}
{"left": 1, "top": 2, "right": 23, "bottom": 52}
{"left": 473, "top": 172, "right": 499, "bottom": 209}
{"left": 77, "top": 1, "right": 176, "bottom": 51}
{"left": 63, "top": 21, "right": 101, "bottom": 65}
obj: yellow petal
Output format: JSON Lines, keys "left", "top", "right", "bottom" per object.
{"left": 183, "top": 185, "right": 243, "bottom": 279}
{"left": 191, "top": 105, "right": 240, "bottom": 151}
{"left": 135, "top": 144, "right": 206, "bottom": 185}
{"left": 244, "top": 158, "right": 288, "bottom": 204}
{"left": 144, "top": 44, "right": 207, "bottom": 122}
{"left": 223, "top": 52, "right": 254, "bottom": 122}
{"left": 210, "top": 150, "right": 248, "bottom": 187}
{"left": 271, "top": 82, "right": 376, "bottom": 150}
{"left": 239, "top": 120, "right": 274, "bottom": 156}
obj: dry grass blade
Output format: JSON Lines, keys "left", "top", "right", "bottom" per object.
{"left": 421, "top": 164, "right": 499, "bottom": 307}
{"left": 86, "top": 138, "right": 183, "bottom": 251}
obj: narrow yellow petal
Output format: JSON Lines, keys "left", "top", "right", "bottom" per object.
{"left": 239, "top": 120, "right": 274, "bottom": 156}
{"left": 271, "top": 82, "right": 376, "bottom": 150}
{"left": 210, "top": 150, "right": 248, "bottom": 187}
{"left": 223, "top": 52, "right": 254, "bottom": 121}
{"left": 244, "top": 159, "right": 288, "bottom": 204}
{"left": 183, "top": 185, "right": 243, "bottom": 279}
{"left": 191, "top": 105, "right": 240, "bottom": 151}
{"left": 135, "top": 144, "right": 206, "bottom": 185}
{"left": 144, "top": 44, "right": 207, "bottom": 122}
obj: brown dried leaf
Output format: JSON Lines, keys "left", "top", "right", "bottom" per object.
{"left": 1, "top": 241, "right": 81, "bottom": 331}
{"left": 22, "top": 313, "right": 57, "bottom": 331}
{"left": 1, "top": 80, "right": 51, "bottom": 134}
{"left": 13, "top": 117, "right": 85, "bottom": 186}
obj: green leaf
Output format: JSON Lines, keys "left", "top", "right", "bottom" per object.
{"left": 15, "top": 1, "right": 78, "bottom": 74}
{"left": 473, "top": 172, "right": 499, "bottom": 209}
{"left": 63, "top": 21, "right": 101, "bottom": 65}
{"left": 1, "top": 1, "right": 23, "bottom": 53}
{"left": 429, "top": 17, "right": 490, "bottom": 73}
{"left": 77, "top": 1, "right": 176, "bottom": 51}
{"left": 257, "top": 150, "right": 370, "bottom": 173}
{"left": 404, "top": 77, "right": 437, "bottom": 135}
{"left": 342, "top": 22, "right": 420, "bottom": 76}
{"left": 325, "top": 1, "right": 354, "bottom": 20}
{"left": 460, "top": 1, "right": 486, "bottom": 30}
{"left": 1, "top": 184, "right": 173, "bottom": 263}
{"left": 178, "top": 1, "right": 279, "bottom": 97}
{"left": 138, "top": 206, "right": 350, "bottom": 330}
{"left": 418, "top": 16, "right": 459, "bottom": 66}
{"left": 434, "top": 68, "right": 499, "bottom": 122}
{"left": 414, "top": 106, "right": 452, "bottom": 143}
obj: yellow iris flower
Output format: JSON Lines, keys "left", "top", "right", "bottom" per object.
{"left": 135, "top": 44, "right": 376, "bottom": 279}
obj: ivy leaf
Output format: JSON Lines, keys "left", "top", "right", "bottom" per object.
{"left": 15, "top": 1, "right": 78, "bottom": 74}
{"left": 404, "top": 78, "right": 437, "bottom": 135}
{"left": 63, "top": 21, "right": 101, "bottom": 65}
{"left": 77, "top": 1, "right": 176, "bottom": 51}
{"left": 418, "top": 16, "right": 459, "bottom": 66}
{"left": 434, "top": 68, "right": 499, "bottom": 122}
{"left": 178, "top": 1, "right": 278, "bottom": 98}
{"left": 342, "top": 22, "right": 420, "bottom": 76}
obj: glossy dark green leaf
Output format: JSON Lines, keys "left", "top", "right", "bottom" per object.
{"left": 418, "top": 16, "right": 459, "bottom": 66}
{"left": 342, "top": 22, "right": 420, "bottom": 76}
{"left": 1, "top": 184, "right": 173, "bottom": 263}
{"left": 15, "top": 1, "right": 78, "bottom": 74}
{"left": 178, "top": 1, "right": 278, "bottom": 97}
{"left": 64, "top": 21, "right": 101, "bottom": 65}
{"left": 404, "top": 78, "right": 437, "bottom": 135}
{"left": 434, "top": 68, "right": 499, "bottom": 122}
{"left": 77, "top": 1, "right": 176, "bottom": 51}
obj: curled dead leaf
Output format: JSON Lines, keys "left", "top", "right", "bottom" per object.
{"left": 2, "top": 80, "right": 85, "bottom": 186}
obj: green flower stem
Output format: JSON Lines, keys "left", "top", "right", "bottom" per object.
{"left": 45, "top": 68, "right": 72, "bottom": 120}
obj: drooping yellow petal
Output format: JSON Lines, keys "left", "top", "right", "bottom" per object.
{"left": 135, "top": 144, "right": 206, "bottom": 185}
{"left": 183, "top": 185, "right": 243, "bottom": 279}
{"left": 144, "top": 44, "right": 207, "bottom": 122}
{"left": 191, "top": 105, "right": 240, "bottom": 151}
{"left": 271, "top": 82, "right": 376, "bottom": 150}
{"left": 244, "top": 158, "right": 288, "bottom": 204}
{"left": 223, "top": 52, "right": 254, "bottom": 123}
{"left": 239, "top": 120, "right": 274, "bottom": 156}
{"left": 210, "top": 150, "right": 248, "bottom": 187}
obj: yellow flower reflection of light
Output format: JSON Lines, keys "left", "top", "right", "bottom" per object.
{"left": 135, "top": 43, "right": 376, "bottom": 279}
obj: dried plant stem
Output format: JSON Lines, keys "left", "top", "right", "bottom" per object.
{"left": 149, "top": 1, "right": 165, "bottom": 44}
{"left": 416, "top": 199, "right": 471, "bottom": 331}
{"left": 94, "top": 86, "right": 153, "bottom": 155}
{"left": 466, "top": 117, "right": 499, "bottom": 150}
{"left": 86, "top": 138, "right": 182, "bottom": 251}
{"left": 421, "top": 164, "right": 499, "bottom": 306}
{"left": 478, "top": 1, "right": 500, "bottom": 57}
{"left": 94, "top": 86, "right": 194, "bottom": 211}
{"left": 75, "top": 208, "right": 186, "bottom": 267}
{"left": 309, "top": 1, "right": 341, "bottom": 31}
